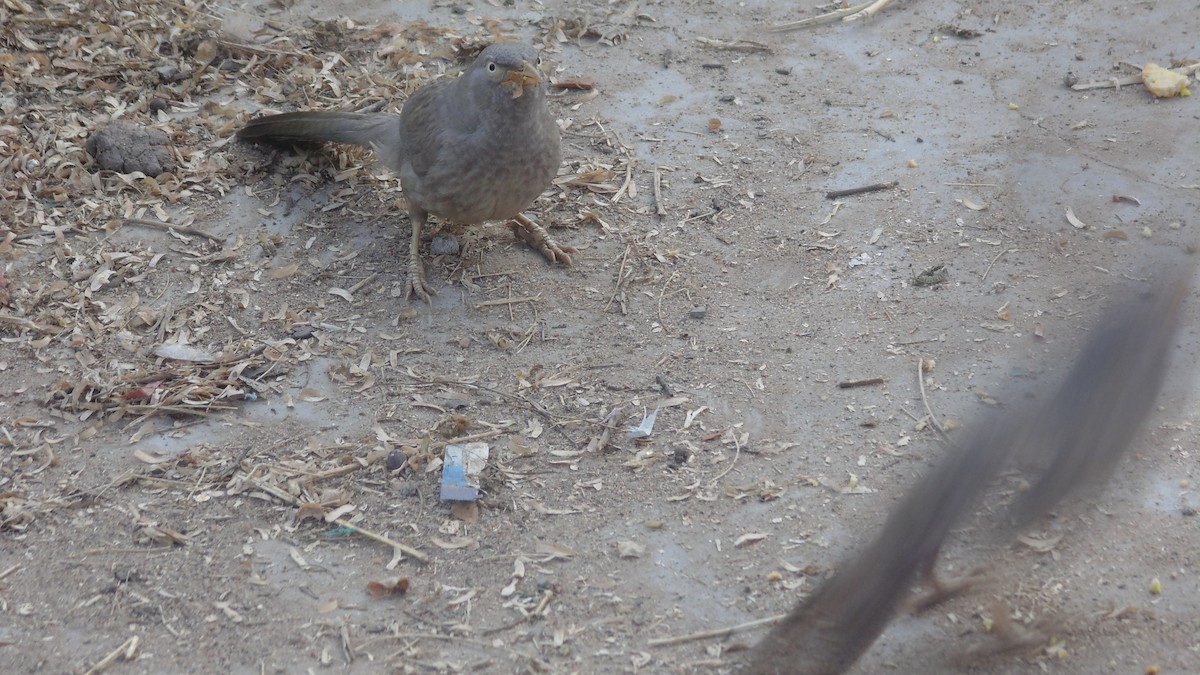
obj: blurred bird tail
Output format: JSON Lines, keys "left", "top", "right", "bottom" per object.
{"left": 237, "top": 112, "right": 403, "bottom": 169}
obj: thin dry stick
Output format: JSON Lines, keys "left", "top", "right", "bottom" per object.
{"left": 604, "top": 245, "right": 632, "bottom": 313}
{"left": 331, "top": 518, "right": 431, "bottom": 563}
{"left": 648, "top": 614, "right": 785, "bottom": 647}
{"left": 474, "top": 295, "right": 540, "bottom": 309}
{"left": 917, "top": 358, "right": 951, "bottom": 442}
{"left": 980, "top": 247, "right": 1013, "bottom": 282}
{"left": 586, "top": 406, "right": 624, "bottom": 452}
{"left": 1071, "top": 63, "right": 1200, "bottom": 91}
{"left": 0, "top": 313, "right": 54, "bottom": 333}
{"left": 311, "top": 449, "right": 389, "bottom": 480}
{"left": 613, "top": 157, "right": 636, "bottom": 203}
{"left": 403, "top": 370, "right": 579, "bottom": 448}
{"left": 768, "top": 1, "right": 875, "bottom": 30}
{"left": 242, "top": 475, "right": 430, "bottom": 563}
{"left": 843, "top": 0, "right": 897, "bottom": 22}
{"left": 434, "top": 428, "right": 505, "bottom": 448}
{"left": 122, "top": 218, "right": 222, "bottom": 243}
{"left": 347, "top": 272, "right": 380, "bottom": 295}
{"left": 837, "top": 377, "right": 885, "bottom": 389}
{"left": 653, "top": 166, "right": 667, "bottom": 215}
{"left": 357, "top": 631, "right": 526, "bottom": 659}
{"left": 707, "top": 430, "right": 741, "bottom": 487}
{"left": 83, "top": 636, "right": 139, "bottom": 675}
{"left": 656, "top": 270, "right": 678, "bottom": 333}
{"left": 825, "top": 180, "right": 898, "bottom": 199}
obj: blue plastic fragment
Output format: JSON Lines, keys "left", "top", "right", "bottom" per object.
{"left": 440, "top": 443, "right": 489, "bottom": 501}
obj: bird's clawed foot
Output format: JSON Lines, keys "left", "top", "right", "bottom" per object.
{"left": 966, "top": 599, "right": 1049, "bottom": 657}
{"left": 405, "top": 256, "right": 437, "bottom": 304}
{"left": 906, "top": 564, "right": 990, "bottom": 614}
{"left": 511, "top": 213, "right": 577, "bottom": 265}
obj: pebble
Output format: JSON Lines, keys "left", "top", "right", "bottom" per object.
{"left": 430, "top": 235, "right": 460, "bottom": 256}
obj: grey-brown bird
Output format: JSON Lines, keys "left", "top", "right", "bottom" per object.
{"left": 238, "top": 43, "right": 571, "bottom": 302}
{"left": 747, "top": 264, "right": 1192, "bottom": 675}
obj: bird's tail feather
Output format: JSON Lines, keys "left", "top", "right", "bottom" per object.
{"left": 238, "top": 111, "right": 397, "bottom": 149}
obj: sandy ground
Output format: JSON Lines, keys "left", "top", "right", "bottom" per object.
{"left": 3, "top": 0, "right": 1200, "bottom": 673}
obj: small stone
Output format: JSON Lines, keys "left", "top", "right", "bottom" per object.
{"left": 430, "top": 235, "right": 460, "bottom": 256}
{"left": 1182, "top": 505, "right": 1196, "bottom": 517}
{"left": 689, "top": 306, "right": 707, "bottom": 319}
{"left": 86, "top": 121, "right": 175, "bottom": 175}
{"left": 385, "top": 450, "right": 407, "bottom": 472}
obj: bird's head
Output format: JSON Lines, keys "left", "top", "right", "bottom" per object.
{"left": 471, "top": 43, "right": 546, "bottom": 100}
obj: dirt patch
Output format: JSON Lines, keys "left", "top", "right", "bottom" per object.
{"left": 2, "top": 1, "right": 1199, "bottom": 673}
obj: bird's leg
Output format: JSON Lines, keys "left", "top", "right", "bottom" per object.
{"left": 406, "top": 212, "right": 436, "bottom": 303}
{"left": 906, "top": 553, "right": 989, "bottom": 613}
{"left": 510, "top": 213, "right": 577, "bottom": 265}
{"left": 974, "top": 598, "right": 1046, "bottom": 653}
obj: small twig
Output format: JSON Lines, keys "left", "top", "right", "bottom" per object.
{"left": 980, "top": 247, "right": 1013, "bottom": 282}
{"left": 695, "top": 36, "right": 773, "bottom": 53}
{"left": 311, "top": 449, "right": 388, "bottom": 480}
{"left": 347, "top": 272, "right": 380, "bottom": 295}
{"left": 825, "top": 181, "right": 898, "bottom": 199}
{"left": 768, "top": 1, "right": 874, "bottom": 30}
{"left": 604, "top": 245, "right": 632, "bottom": 314}
{"left": 917, "top": 358, "right": 950, "bottom": 442}
{"left": 0, "top": 313, "right": 54, "bottom": 334}
{"left": 474, "top": 295, "right": 540, "bottom": 309}
{"left": 1071, "top": 63, "right": 1200, "bottom": 91}
{"left": 707, "top": 430, "right": 741, "bottom": 487}
{"left": 656, "top": 270, "right": 678, "bottom": 334}
{"left": 586, "top": 406, "right": 625, "bottom": 452}
{"left": 653, "top": 166, "right": 667, "bottom": 215}
{"left": 332, "top": 518, "right": 431, "bottom": 563}
{"left": 613, "top": 157, "right": 635, "bottom": 203}
{"left": 648, "top": 614, "right": 785, "bottom": 647}
{"left": 893, "top": 335, "right": 943, "bottom": 346}
{"left": 532, "top": 588, "right": 555, "bottom": 615}
{"left": 842, "top": 0, "right": 896, "bottom": 22}
{"left": 403, "top": 369, "right": 579, "bottom": 448}
{"left": 242, "top": 475, "right": 430, "bottom": 563}
{"left": 83, "top": 636, "right": 139, "bottom": 675}
{"left": 122, "top": 218, "right": 222, "bottom": 243}
{"left": 837, "top": 377, "right": 885, "bottom": 389}
{"left": 1070, "top": 75, "right": 1141, "bottom": 91}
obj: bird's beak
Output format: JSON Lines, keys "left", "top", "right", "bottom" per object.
{"left": 500, "top": 61, "right": 542, "bottom": 99}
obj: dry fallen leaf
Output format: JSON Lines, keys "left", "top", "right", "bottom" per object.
{"left": 450, "top": 501, "right": 480, "bottom": 523}
{"left": 734, "top": 532, "right": 770, "bottom": 548}
{"left": 366, "top": 578, "right": 410, "bottom": 598}
{"left": 616, "top": 540, "right": 645, "bottom": 558}
{"left": 535, "top": 542, "right": 577, "bottom": 560}
{"left": 1016, "top": 532, "right": 1063, "bottom": 553}
{"left": 1065, "top": 207, "right": 1087, "bottom": 229}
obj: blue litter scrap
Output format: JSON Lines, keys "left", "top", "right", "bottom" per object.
{"left": 440, "top": 442, "right": 490, "bottom": 501}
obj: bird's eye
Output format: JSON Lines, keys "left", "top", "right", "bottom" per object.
{"left": 487, "top": 62, "right": 497, "bottom": 72}
{"left": 537, "top": 56, "right": 543, "bottom": 66}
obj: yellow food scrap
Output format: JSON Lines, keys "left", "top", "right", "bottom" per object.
{"left": 1142, "top": 63, "right": 1191, "bottom": 98}
{"left": 1150, "top": 577, "right": 1162, "bottom": 594}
